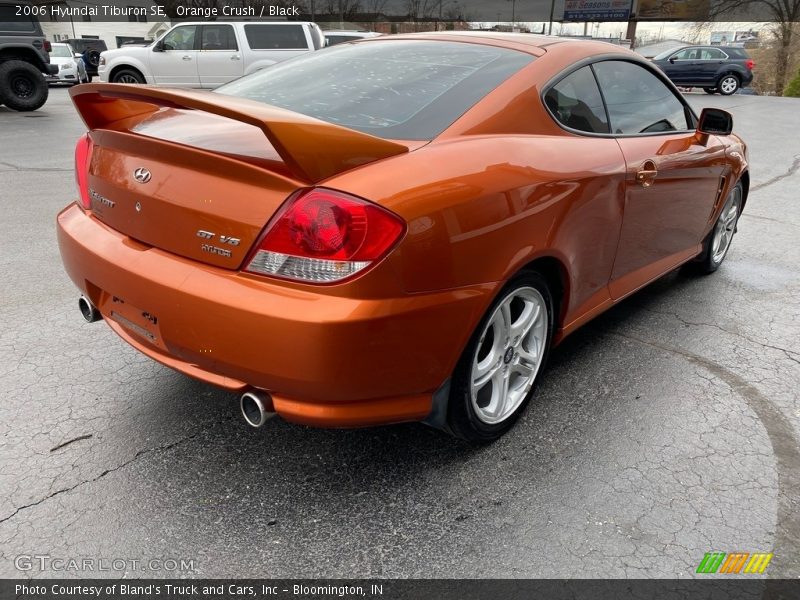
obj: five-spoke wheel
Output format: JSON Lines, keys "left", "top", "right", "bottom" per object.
{"left": 448, "top": 272, "right": 553, "bottom": 441}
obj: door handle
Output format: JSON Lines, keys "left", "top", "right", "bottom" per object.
{"left": 636, "top": 160, "right": 658, "bottom": 188}
{"left": 182, "top": 55, "right": 192, "bottom": 61}
{"left": 230, "top": 54, "right": 241, "bottom": 60}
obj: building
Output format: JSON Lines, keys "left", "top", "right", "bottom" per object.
{"left": 35, "top": 0, "right": 170, "bottom": 49}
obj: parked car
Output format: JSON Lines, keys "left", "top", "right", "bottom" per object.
{"left": 65, "top": 38, "right": 107, "bottom": 82}
{"left": 99, "top": 21, "right": 324, "bottom": 87}
{"left": 652, "top": 45, "right": 754, "bottom": 95}
{"left": 0, "top": 0, "right": 56, "bottom": 110}
{"left": 59, "top": 35, "right": 749, "bottom": 441}
{"left": 324, "top": 30, "right": 382, "bottom": 46}
{"left": 46, "top": 42, "right": 88, "bottom": 85}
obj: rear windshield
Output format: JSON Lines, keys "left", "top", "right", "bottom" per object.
{"left": 0, "top": 5, "right": 37, "bottom": 32}
{"left": 244, "top": 24, "right": 307, "bottom": 50}
{"left": 216, "top": 40, "right": 534, "bottom": 141}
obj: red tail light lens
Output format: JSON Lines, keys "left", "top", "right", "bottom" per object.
{"left": 44, "top": 40, "right": 51, "bottom": 53}
{"left": 746, "top": 59, "right": 755, "bottom": 70}
{"left": 74, "top": 133, "right": 93, "bottom": 209}
{"left": 245, "top": 188, "right": 405, "bottom": 283}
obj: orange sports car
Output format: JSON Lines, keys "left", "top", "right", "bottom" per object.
{"left": 57, "top": 33, "right": 749, "bottom": 441}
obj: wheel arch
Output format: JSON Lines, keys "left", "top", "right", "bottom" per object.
{"left": 517, "top": 255, "right": 571, "bottom": 331}
{"left": 0, "top": 47, "right": 48, "bottom": 71}
{"left": 108, "top": 63, "right": 147, "bottom": 83}
{"left": 739, "top": 169, "right": 750, "bottom": 211}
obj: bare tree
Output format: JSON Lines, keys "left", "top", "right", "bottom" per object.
{"left": 710, "top": 0, "right": 800, "bottom": 94}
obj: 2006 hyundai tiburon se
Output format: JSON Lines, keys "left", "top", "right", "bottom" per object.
{"left": 58, "top": 32, "right": 749, "bottom": 442}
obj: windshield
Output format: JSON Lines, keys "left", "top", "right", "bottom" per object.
{"left": 652, "top": 47, "right": 684, "bottom": 60}
{"left": 50, "top": 45, "right": 74, "bottom": 58}
{"left": 216, "top": 40, "right": 533, "bottom": 141}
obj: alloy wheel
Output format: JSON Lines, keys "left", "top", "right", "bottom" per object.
{"left": 470, "top": 287, "right": 548, "bottom": 425}
{"left": 719, "top": 76, "right": 738, "bottom": 95}
{"left": 711, "top": 186, "right": 741, "bottom": 264}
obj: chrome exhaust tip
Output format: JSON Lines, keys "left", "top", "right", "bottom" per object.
{"left": 240, "top": 391, "right": 275, "bottom": 428}
{"left": 78, "top": 295, "right": 102, "bottom": 323}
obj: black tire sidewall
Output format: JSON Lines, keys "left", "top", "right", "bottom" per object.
{"left": 112, "top": 69, "right": 144, "bottom": 84}
{"left": 0, "top": 60, "right": 48, "bottom": 111}
{"left": 447, "top": 271, "right": 555, "bottom": 442}
{"left": 696, "top": 182, "right": 743, "bottom": 273}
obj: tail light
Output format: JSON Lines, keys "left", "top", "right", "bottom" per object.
{"left": 44, "top": 40, "right": 51, "bottom": 53}
{"left": 245, "top": 188, "right": 405, "bottom": 284}
{"left": 746, "top": 59, "right": 755, "bottom": 70}
{"left": 74, "top": 133, "right": 93, "bottom": 209}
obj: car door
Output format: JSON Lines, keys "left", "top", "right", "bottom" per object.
{"left": 149, "top": 25, "right": 200, "bottom": 87}
{"left": 696, "top": 48, "right": 727, "bottom": 85}
{"left": 661, "top": 48, "right": 694, "bottom": 85}
{"left": 197, "top": 24, "right": 243, "bottom": 88}
{"left": 591, "top": 60, "right": 728, "bottom": 299}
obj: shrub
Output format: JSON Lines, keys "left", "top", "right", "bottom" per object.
{"left": 785, "top": 67, "right": 800, "bottom": 97}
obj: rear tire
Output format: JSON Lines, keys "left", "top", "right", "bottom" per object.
{"left": 447, "top": 271, "right": 554, "bottom": 442}
{"left": 689, "top": 182, "right": 743, "bottom": 274}
{"left": 111, "top": 68, "right": 145, "bottom": 84}
{"left": 717, "top": 74, "right": 740, "bottom": 95}
{"left": 0, "top": 60, "right": 49, "bottom": 111}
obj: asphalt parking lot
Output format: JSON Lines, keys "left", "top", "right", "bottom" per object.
{"left": 1, "top": 88, "right": 799, "bottom": 579}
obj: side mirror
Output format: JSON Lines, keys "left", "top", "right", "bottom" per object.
{"left": 74, "top": 53, "right": 82, "bottom": 59}
{"left": 697, "top": 107, "right": 733, "bottom": 135}
{"left": 669, "top": 57, "right": 676, "bottom": 63}
{"left": 152, "top": 41, "right": 163, "bottom": 52}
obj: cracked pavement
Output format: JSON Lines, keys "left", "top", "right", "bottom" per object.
{"left": 1, "top": 90, "right": 799, "bottom": 579}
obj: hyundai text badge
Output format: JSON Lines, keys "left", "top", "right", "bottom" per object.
{"left": 133, "top": 167, "right": 151, "bottom": 184}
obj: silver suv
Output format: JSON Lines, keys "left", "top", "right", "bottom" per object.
{"left": 99, "top": 21, "right": 324, "bottom": 88}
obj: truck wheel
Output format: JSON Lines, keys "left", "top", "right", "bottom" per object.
{"left": 111, "top": 68, "right": 145, "bottom": 84}
{"left": 0, "top": 60, "right": 49, "bottom": 111}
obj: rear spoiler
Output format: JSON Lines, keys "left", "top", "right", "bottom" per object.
{"left": 69, "top": 83, "right": 409, "bottom": 183}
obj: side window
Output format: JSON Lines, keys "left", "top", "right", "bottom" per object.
{"left": 161, "top": 26, "right": 197, "bottom": 51}
{"left": 592, "top": 61, "right": 690, "bottom": 135}
{"left": 701, "top": 48, "right": 726, "bottom": 60}
{"left": 201, "top": 25, "right": 237, "bottom": 51}
{"left": 544, "top": 66, "right": 609, "bottom": 134}
{"left": 244, "top": 25, "right": 308, "bottom": 50}
{"left": 671, "top": 48, "right": 694, "bottom": 60}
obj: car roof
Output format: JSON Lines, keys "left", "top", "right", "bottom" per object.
{"left": 366, "top": 31, "right": 636, "bottom": 61}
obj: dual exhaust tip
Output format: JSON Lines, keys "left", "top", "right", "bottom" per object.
{"left": 78, "top": 296, "right": 274, "bottom": 429}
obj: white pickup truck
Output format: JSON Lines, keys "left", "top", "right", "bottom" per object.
{"left": 98, "top": 21, "right": 324, "bottom": 88}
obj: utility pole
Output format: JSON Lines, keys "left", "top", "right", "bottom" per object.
{"left": 625, "top": 0, "right": 638, "bottom": 48}
{"left": 548, "top": 0, "right": 556, "bottom": 35}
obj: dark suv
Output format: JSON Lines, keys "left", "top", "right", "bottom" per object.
{"left": 65, "top": 38, "right": 107, "bottom": 81}
{"left": 652, "top": 46, "right": 754, "bottom": 95}
{"left": 0, "top": 0, "right": 56, "bottom": 111}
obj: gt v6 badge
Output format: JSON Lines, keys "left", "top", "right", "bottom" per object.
{"left": 196, "top": 230, "right": 241, "bottom": 246}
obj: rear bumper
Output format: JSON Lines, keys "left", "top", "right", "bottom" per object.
{"left": 57, "top": 203, "right": 495, "bottom": 427}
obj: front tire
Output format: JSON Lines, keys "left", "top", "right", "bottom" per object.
{"left": 447, "top": 272, "right": 554, "bottom": 442}
{"left": 111, "top": 68, "right": 145, "bottom": 84}
{"left": 717, "top": 74, "right": 740, "bottom": 95}
{"left": 691, "top": 182, "right": 743, "bottom": 274}
{"left": 0, "top": 60, "right": 49, "bottom": 111}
